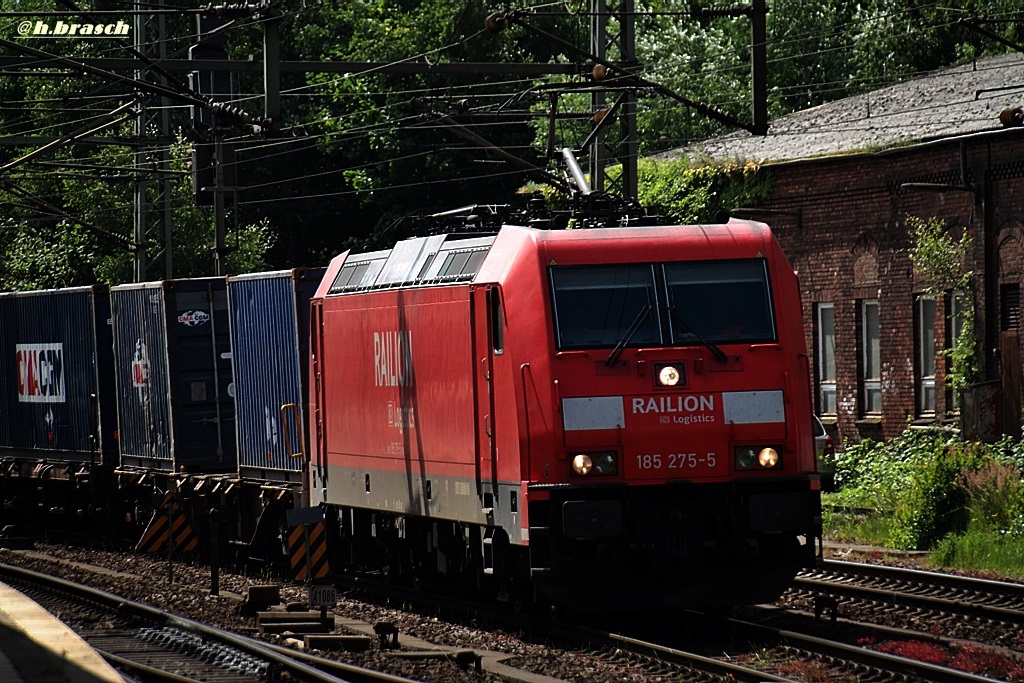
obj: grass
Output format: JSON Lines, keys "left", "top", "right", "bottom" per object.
{"left": 822, "top": 499, "right": 894, "bottom": 547}
{"left": 824, "top": 499, "right": 1024, "bottom": 581}
{"left": 931, "top": 528, "right": 1024, "bottom": 580}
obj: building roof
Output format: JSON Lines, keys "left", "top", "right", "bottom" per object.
{"left": 658, "top": 53, "right": 1024, "bottom": 164}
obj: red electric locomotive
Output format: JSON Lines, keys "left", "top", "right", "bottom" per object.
{"left": 308, "top": 220, "right": 822, "bottom": 609}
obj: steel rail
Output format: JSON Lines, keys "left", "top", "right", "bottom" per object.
{"left": 795, "top": 559, "right": 1024, "bottom": 623}
{"left": 728, "top": 616, "right": 998, "bottom": 683}
{"left": 0, "top": 561, "right": 424, "bottom": 683}
{"left": 821, "top": 558, "right": 1024, "bottom": 598}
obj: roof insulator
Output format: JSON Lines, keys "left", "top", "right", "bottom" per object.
{"left": 484, "top": 13, "right": 508, "bottom": 34}
{"left": 1000, "top": 107, "right": 1023, "bottom": 127}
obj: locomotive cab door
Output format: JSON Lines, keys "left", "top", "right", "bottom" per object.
{"left": 309, "top": 298, "right": 327, "bottom": 506}
{"left": 471, "top": 285, "right": 499, "bottom": 511}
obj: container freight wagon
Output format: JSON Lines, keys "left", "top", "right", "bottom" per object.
{"left": 109, "top": 278, "right": 235, "bottom": 473}
{"left": 227, "top": 268, "right": 324, "bottom": 484}
{"left": 0, "top": 286, "right": 117, "bottom": 463}
{"left": 309, "top": 222, "right": 822, "bottom": 610}
{"left": 0, "top": 286, "right": 119, "bottom": 523}
{"left": 225, "top": 268, "right": 325, "bottom": 555}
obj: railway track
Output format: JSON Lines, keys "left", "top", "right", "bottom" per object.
{"left": 341, "top": 564, "right": 1012, "bottom": 683}
{"left": 4, "top": 543, "right": 1022, "bottom": 683}
{"left": 0, "top": 561, "right": 424, "bottom": 683}
{"left": 802, "top": 558, "right": 1024, "bottom": 614}
{"left": 788, "top": 559, "right": 1024, "bottom": 648}
{"left": 743, "top": 557, "right": 1024, "bottom": 680}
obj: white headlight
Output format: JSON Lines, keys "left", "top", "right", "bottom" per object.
{"left": 658, "top": 365, "right": 681, "bottom": 386}
{"left": 757, "top": 447, "right": 780, "bottom": 468}
{"left": 572, "top": 454, "right": 594, "bottom": 475}
{"left": 735, "top": 445, "right": 782, "bottom": 470}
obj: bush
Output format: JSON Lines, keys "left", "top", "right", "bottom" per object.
{"left": 828, "top": 428, "right": 983, "bottom": 550}
{"left": 959, "top": 460, "right": 1024, "bottom": 535}
{"left": 889, "top": 439, "right": 973, "bottom": 550}
{"left": 827, "top": 428, "right": 1024, "bottom": 567}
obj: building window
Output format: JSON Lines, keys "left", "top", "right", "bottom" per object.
{"left": 816, "top": 303, "right": 836, "bottom": 414}
{"left": 947, "top": 291, "right": 966, "bottom": 411}
{"left": 916, "top": 295, "right": 936, "bottom": 415}
{"left": 861, "top": 299, "right": 881, "bottom": 414}
{"left": 1002, "top": 283, "right": 1020, "bottom": 332}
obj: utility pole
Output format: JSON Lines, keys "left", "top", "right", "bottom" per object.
{"left": 588, "top": 0, "right": 637, "bottom": 199}
{"left": 263, "top": 4, "right": 281, "bottom": 127}
{"left": 133, "top": 0, "right": 147, "bottom": 282}
{"left": 190, "top": 11, "right": 239, "bottom": 276}
{"left": 587, "top": 1, "right": 766, "bottom": 197}
{"left": 133, "top": 0, "right": 175, "bottom": 282}
{"left": 751, "top": 0, "right": 768, "bottom": 136}
{"left": 212, "top": 125, "right": 228, "bottom": 276}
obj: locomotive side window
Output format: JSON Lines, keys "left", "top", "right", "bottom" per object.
{"left": 550, "top": 265, "right": 661, "bottom": 349}
{"left": 663, "top": 260, "right": 776, "bottom": 344}
{"left": 488, "top": 287, "right": 504, "bottom": 355}
{"left": 330, "top": 262, "right": 370, "bottom": 292}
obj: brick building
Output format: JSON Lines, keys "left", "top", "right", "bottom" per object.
{"left": 665, "top": 53, "right": 1024, "bottom": 447}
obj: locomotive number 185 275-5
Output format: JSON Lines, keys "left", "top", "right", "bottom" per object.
{"left": 635, "top": 452, "right": 717, "bottom": 470}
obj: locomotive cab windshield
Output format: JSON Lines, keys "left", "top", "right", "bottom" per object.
{"left": 550, "top": 264, "right": 661, "bottom": 348}
{"left": 550, "top": 258, "right": 778, "bottom": 351}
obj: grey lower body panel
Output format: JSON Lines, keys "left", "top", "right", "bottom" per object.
{"left": 319, "top": 463, "right": 524, "bottom": 544}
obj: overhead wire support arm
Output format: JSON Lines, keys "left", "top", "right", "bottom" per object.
{"left": 0, "top": 100, "right": 139, "bottom": 174}
{"left": 484, "top": 10, "right": 754, "bottom": 133}
{"left": 0, "top": 178, "right": 134, "bottom": 250}
{"left": 577, "top": 90, "right": 627, "bottom": 153}
{"left": 55, "top": 0, "right": 192, "bottom": 95}
{"left": 417, "top": 102, "right": 572, "bottom": 194}
{"left": 0, "top": 37, "right": 268, "bottom": 132}
{"left": 959, "top": 17, "right": 1024, "bottom": 54}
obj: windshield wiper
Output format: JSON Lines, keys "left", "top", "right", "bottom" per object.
{"left": 670, "top": 306, "right": 728, "bottom": 362}
{"left": 605, "top": 303, "right": 652, "bottom": 366}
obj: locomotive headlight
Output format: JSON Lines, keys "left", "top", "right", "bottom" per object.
{"left": 571, "top": 451, "right": 618, "bottom": 476}
{"left": 655, "top": 363, "right": 684, "bottom": 387}
{"left": 757, "top": 447, "right": 780, "bottom": 468}
{"left": 735, "top": 447, "right": 757, "bottom": 470}
{"left": 593, "top": 452, "right": 618, "bottom": 475}
{"left": 735, "top": 446, "right": 782, "bottom": 470}
{"left": 572, "top": 454, "right": 594, "bottom": 475}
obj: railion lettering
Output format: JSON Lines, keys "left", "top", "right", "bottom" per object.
{"left": 373, "top": 330, "right": 414, "bottom": 387}
{"left": 631, "top": 394, "right": 714, "bottom": 414}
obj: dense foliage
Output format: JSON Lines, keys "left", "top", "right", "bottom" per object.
{"left": 636, "top": 158, "right": 772, "bottom": 223}
{"left": 1, "top": 0, "right": 1021, "bottom": 287}
{"left": 826, "top": 429, "right": 1024, "bottom": 566}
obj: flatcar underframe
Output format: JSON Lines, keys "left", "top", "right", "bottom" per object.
{"left": 0, "top": 457, "right": 303, "bottom": 566}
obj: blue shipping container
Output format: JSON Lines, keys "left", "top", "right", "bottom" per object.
{"left": 110, "top": 278, "right": 235, "bottom": 472}
{"left": 0, "top": 286, "right": 117, "bottom": 463}
{"left": 228, "top": 268, "right": 324, "bottom": 481}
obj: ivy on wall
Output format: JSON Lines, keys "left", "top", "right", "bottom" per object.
{"left": 908, "top": 215, "right": 979, "bottom": 397}
{"left": 635, "top": 158, "right": 773, "bottom": 224}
